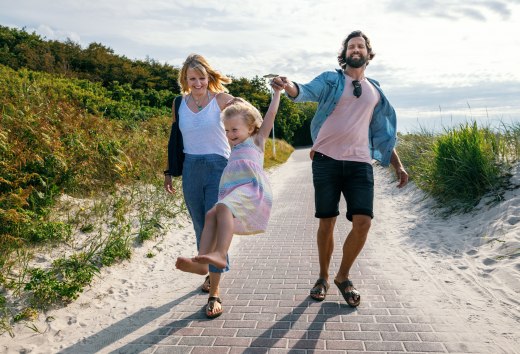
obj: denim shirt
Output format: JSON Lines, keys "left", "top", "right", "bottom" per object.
{"left": 289, "top": 69, "right": 397, "bottom": 167}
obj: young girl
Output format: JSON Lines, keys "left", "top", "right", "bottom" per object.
{"left": 176, "top": 83, "right": 282, "bottom": 317}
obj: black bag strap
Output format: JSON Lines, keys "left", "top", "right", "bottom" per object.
{"left": 164, "top": 96, "right": 184, "bottom": 176}
{"left": 173, "top": 95, "right": 182, "bottom": 122}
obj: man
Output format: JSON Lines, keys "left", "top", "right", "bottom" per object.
{"left": 272, "top": 30, "right": 408, "bottom": 307}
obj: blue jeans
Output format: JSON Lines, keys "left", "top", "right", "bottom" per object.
{"left": 182, "top": 154, "right": 230, "bottom": 273}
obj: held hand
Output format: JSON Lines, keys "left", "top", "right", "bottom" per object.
{"left": 164, "top": 175, "right": 176, "bottom": 194}
{"left": 271, "top": 76, "right": 287, "bottom": 90}
{"left": 395, "top": 167, "right": 409, "bottom": 188}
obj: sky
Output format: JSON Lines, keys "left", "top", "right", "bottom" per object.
{"left": 1, "top": 0, "right": 520, "bottom": 132}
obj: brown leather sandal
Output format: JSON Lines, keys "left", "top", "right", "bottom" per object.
{"left": 206, "top": 296, "right": 223, "bottom": 319}
{"left": 334, "top": 279, "right": 361, "bottom": 307}
{"left": 310, "top": 278, "right": 329, "bottom": 301}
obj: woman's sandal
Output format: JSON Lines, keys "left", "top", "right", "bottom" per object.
{"left": 310, "top": 278, "right": 330, "bottom": 301}
{"left": 206, "top": 296, "right": 223, "bottom": 319}
{"left": 334, "top": 279, "right": 361, "bottom": 307}
{"left": 201, "top": 275, "right": 210, "bottom": 293}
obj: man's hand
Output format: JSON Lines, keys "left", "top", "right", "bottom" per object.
{"left": 395, "top": 166, "right": 409, "bottom": 188}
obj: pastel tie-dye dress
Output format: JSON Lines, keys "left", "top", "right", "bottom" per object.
{"left": 217, "top": 137, "right": 273, "bottom": 235}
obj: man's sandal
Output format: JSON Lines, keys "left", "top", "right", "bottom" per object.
{"left": 206, "top": 296, "right": 223, "bottom": 319}
{"left": 201, "top": 275, "right": 210, "bottom": 293}
{"left": 334, "top": 279, "right": 361, "bottom": 307}
{"left": 310, "top": 278, "right": 329, "bottom": 301}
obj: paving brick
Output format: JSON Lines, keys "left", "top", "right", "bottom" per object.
{"left": 201, "top": 328, "right": 237, "bottom": 337}
{"left": 306, "top": 330, "right": 344, "bottom": 340}
{"left": 191, "top": 347, "right": 230, "bottom": 354}
{"left": 325, "top": 340, "right": 364, "bottom": 350}
{"left": 287, "top": 338, "right": 325, "bottom": 350}
{"left": 396, "top": 323, "right": 434, "bottom": 332}
{"left": 249, "top": 338, "right": 288, "bottom": 348}
{"left": 375, "top": 315, "right": 410, "bottom": 323}
{"left": 154, "top": 346, "right": 193, "bottom": 354}
{"left": 214, "top": 336, "right": 252, "bottom": 347}
{"left": 178, "top": 336, "right": 216, "bottom": 346}
{"left": 222, "top": 320, "right": 257, "bottom": 328}
{"left": 343, "top": 331, "right": 381, "bottom": 341}
{"left": 271, "top": 329, "right": 306, "bottom": 339}
{"left": 404, "top": 341, "right": 447, "bottom": 352}
{"left": 365, "top": 340, "right": 405, "bottom": 351}
{"left": 381, "top": 331, "right": 420, "bottom": 341}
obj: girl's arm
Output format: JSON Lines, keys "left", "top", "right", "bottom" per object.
{"left": 256, "top": 88, "right": 282, "bottom": 148}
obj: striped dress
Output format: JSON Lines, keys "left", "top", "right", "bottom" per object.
{"left": 217, "top": 137, "right": 273, "bottom": 235}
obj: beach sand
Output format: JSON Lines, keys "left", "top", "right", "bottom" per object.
{"left": 1, "top": 153, "right": 519, "bottom": 353}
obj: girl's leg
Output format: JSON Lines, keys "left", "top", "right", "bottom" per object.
{"left": 176, "top": 207, "right": 218, "bottom": 275}
{"left": 198, "top": 206, "right": 218, "bottom": 255}
{"left": 193, "top": 203, "right": 234, "bottom": 269}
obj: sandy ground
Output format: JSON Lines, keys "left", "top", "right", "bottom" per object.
{"left": 1, "top": 150, "right": 519, "bottom": 353}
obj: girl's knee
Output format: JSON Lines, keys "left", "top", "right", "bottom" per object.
{"left": 205, "top": 207, "right": 217, "bottom": 220}
{"left": 215, "top": 203, "right": 232, "bottom": 216}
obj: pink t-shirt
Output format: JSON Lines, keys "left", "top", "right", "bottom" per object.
{"left": 312, "top": 74, "right": 380, "bottom": 163}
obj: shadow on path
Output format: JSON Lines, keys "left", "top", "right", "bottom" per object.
{"left": 58, "top": 290, "right": 199, "bottom": 354}
{"left": 246, "top": 298, "right": 356, "bottom": 352}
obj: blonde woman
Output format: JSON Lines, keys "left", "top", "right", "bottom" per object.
{"left": 164, "top": 54, "right": 233, "bottom": 296}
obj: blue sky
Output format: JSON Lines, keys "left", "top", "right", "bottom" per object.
{"left": 1, "top": 0, "right": 519, "bottom": 132}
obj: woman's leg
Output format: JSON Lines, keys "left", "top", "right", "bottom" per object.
{"left": 193, "top": 203, "right": 234, "bottom": 269}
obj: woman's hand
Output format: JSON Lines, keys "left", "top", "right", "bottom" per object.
{"left": 164, "top": 175, "right": 175, "bottom": 194}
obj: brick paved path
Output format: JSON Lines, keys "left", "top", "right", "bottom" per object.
{"left": 60, "top": 148, "right": 519, "bottom": 354}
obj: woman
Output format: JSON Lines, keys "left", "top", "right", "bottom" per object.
{"left": 164, "top": 54, "right": 233, "bottom": 306}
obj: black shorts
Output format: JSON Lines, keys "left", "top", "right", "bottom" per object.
{"left": 312, "top": 152, "right": 374, "bottom": 221}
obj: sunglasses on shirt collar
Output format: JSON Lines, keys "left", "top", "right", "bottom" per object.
{"left": 352, "top": 80, "right": 362, "bottom": 98}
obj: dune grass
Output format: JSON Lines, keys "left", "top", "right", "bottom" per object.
{"left": 397, "top": 122, "right": 520, "bottom": 213}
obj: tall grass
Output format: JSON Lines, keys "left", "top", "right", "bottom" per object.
{"left": 0, "top": 64, "right": 182, "bottom": 333}
{"left": 264, "top": 138, "right": 295, "bottom": 169}
{"left": 397, "top": 122, "right": 520, "bottom": 212}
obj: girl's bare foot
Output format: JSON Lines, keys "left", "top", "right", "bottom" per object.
{"left": 193, "top": 252, "right": 227, "bottom": 269}
{"left": 175, "top": 257, "right": 208, "bottom": 275}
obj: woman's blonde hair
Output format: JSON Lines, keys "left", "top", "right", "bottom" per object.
{"left": 221, "top": 98, "right": 263, "bottom": 136}
{"left": 178, "top": 54, "right": 232, "bottom": 94}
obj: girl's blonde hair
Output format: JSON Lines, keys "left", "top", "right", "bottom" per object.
{"left": 178, "top": 54, "right": 232, "bottom": 94}
{"left": 222, "top": 98, "right": 263, "bottom": 136}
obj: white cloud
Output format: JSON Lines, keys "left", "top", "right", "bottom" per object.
{"left": 1, "top": 0, "right": 520, "bottom": 128}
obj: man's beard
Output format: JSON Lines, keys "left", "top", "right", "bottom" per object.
{"left": 346, "top": 55, "right": 367, "bottom": 68}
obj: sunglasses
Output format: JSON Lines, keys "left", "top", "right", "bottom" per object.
{"left": 352, "top": 80, "right": 362, "bottom": 98}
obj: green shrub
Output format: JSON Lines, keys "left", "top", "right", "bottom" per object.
{"left": 398, "top": 122, "right": 518, "bottom": 212}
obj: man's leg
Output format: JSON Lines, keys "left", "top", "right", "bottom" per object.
{"left": 334, "top": 214, "right": 371, "bottom": 306}
{"left": 317, "top": 217, "right": 337, "bottom": 281}
{"left": 335, "top": 214, "right": 371, "bottom": 282}
{"left": 310, "top": 152, "right": 341, "bottom": 301}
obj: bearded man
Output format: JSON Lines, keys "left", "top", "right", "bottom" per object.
{"left": 272, "top": 30, "right": 408, "bottom": 306}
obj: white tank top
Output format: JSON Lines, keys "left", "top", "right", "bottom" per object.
{"left": 178, "top": 96, "right": 231, "bottom": 158}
